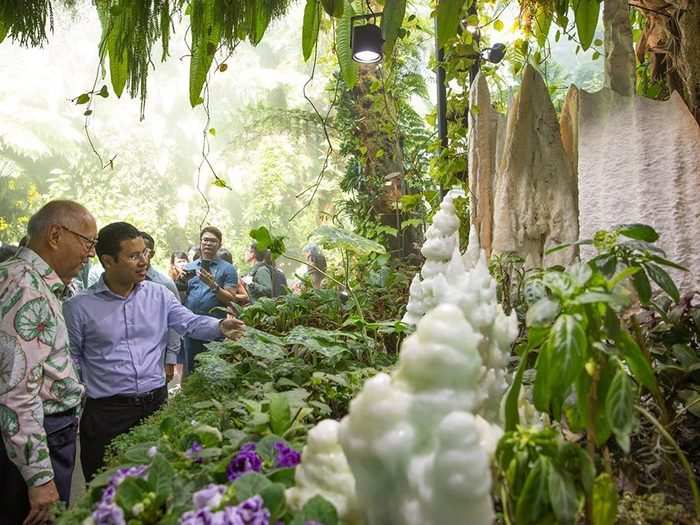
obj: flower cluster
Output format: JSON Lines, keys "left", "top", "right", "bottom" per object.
{"left": 91, "top": 465, "right": 149, "bottom": 525}
{"left": 273, "top": 442, "right": 300, "bottom": 469}
{"left": 179, "top": 487, "right": 270, "bottom": 525}
{"left": 186, "top": 441, "right": 205, "bottom": 464}
{"left": 226, "top": 443, "right": 262, "bottom": 482}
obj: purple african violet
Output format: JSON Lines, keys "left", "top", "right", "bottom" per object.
{"left": 226, "top": 443, "right": 262, "bottom": 481}
{"left": 186, "top": 441, "right": 205, "bottom": 464}
{"left": 273, "top": 442, "right": 301, "bottom": 469}
{"left": 193, "top": 484, "right": 227, "bottom": 510}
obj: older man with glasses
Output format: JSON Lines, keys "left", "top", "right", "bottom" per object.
{"left": 63, "top": 222, "right": 245, "bottom": 482}
{"left": 0, "top": 200, "right": 97, "bottom": 525}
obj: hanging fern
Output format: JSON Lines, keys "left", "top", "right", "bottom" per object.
{"left": 335, "top": 0, "right": 358, "bottom": 89}
{"left": 0, "top": 0, "right": 54, "bottom": 47}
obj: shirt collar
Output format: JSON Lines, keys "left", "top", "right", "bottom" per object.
{"left": 92, "top": 274, "right": 144, "bottom": 299}
{"left": 16, "top": 247, "right": 66, "bottom": 297}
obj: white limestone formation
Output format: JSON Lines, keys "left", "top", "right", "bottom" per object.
{"left": 491, "top": 64, "right": 580, "bottom": 268}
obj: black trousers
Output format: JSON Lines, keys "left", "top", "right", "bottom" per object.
{"left": 0, "top": 411, "right": 78, "bottom": 525}
{"left": 80, "top": 386, "right": 167, "bottom": 482}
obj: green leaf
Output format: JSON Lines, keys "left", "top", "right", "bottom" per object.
{"left": 544, "top": 239, "right": 592, "bottom": 255}
{"left": 548, "top": 464, "right": 579, "bottom": 525}
{"left": 616, "top": 223, "right": 659, "bottom": 242}
{"left": 148, "top": 453, "right": 175, "bottom": 499}
{"left": 534, "top": 5, "right": 553, "bottom": 47}
{"left": 574, "top": 0, "right": 600, "bottom": 51}
{"left": 301, "top": 495, "right": 338, "bottom": 525}
{"left": 505, "top": 349, "right": 530, "bottom": 431}
{"left": 381, "top": 0, "right": 406, "bottom": 59}
{"left": 605, "top": 369, "right": 635, "bottom": 452}
{"left": 548, "top": 314, "right": 587, "bottom": 402}
{"left": 234, "top": 472, "right": 272, "bottom": 501}
{"left": 248, "top": 0, "right": 273, "bottom": 45}
{"left": 631, "top": 270, "right": 651, "bottom": 303}
{"left": 615, "top": 330, "right": 658, "bottom": 397}
{"left": 260, "top": 483, "right": 287, "bottom": 520}
{"left": 494, "top": 19, "right": 504, "bottom": 31}
{"left": 320, "top": 0, "right": 343, "bottom": 17}
{"left": 592, "top": 473, "right": 618, "bottom": 525}
{"left": 269, "top": 393, "right": 292, "bottom": 435}
{"left": 436, "top": 0, "right": 469, "bottom": 48}
{"left": 644, "top": 262, "right": 680, "bottom": 303}
{"left": 115, "top": 477, "right": 150, "bottom": 511}
{"left": 608, "top": 266, "right": 640, "bottom": 290}
{"left": 75, "top": 93, "right": 90, "bottom": 105}
{"left": 533, "top": 345, "right": 553, "bottom": 413}
{"left": 103, "top": 6, "right": 129, "bottom": 98}
{"left": 515, "top": 456, "right": 551, "bottom": 524}
{"left": 647, "top": 254, "right": 688, "bottom": 272}
{"left": 189, "top": 0, "right": 222, "bottom": 107}
{"left": 310, "top": 225, "right": 385, "bottom": 256}
{"left": 302, "top": 0, "right": 321, "bottom": 61}
{"left": 335, "top": 0, "right": 358, "bottom": 88}
{"left": 526, "top": 297, "right": 561, "bottom": 327}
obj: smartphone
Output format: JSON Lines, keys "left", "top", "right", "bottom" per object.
{"left": 200, "top": 260, "right": 211, "bottom": 272}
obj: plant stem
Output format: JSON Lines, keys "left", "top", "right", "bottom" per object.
{"left": 636, "top": 405, "right": 700, "bottom": 520}
{"left": 585, "top": 359, "right": 601, "bottom": 525}
{"left": 281, "top": 254, "right": 370, "bottom": 343}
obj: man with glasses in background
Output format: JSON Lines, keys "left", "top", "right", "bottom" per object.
{"left": 182, "top": 226, "right": 238, "bottom": 375}
{"left": 0, "top": 200, "right": 96, "bottom": 525}
{"left": 63, "top": 222, "right": 246, "bottom": 481}
{"left": 140, "top": 231, "right": 181, "bottom": 384}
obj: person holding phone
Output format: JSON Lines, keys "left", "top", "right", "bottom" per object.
{"left": 182, "top": 226, "right": 239, "bottom": 375}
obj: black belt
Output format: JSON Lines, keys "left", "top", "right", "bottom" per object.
{"left": 94, "top": 385, "right": 167, "bottom": 406}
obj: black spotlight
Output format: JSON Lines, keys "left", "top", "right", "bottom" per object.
{"left": 351, "top": 15, "right": 384, "bottom": 64}
{"left": 485, "top": 43, "right": 506, "bottom": 64}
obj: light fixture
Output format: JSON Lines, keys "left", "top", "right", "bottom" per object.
{"left": 483, "top": 43, "right": 506, "bottom": 64}
{"left": 351, "top": 13, "right": 384, "bottom": 64}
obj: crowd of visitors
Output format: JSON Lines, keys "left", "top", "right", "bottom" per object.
{"left": 0, "top": 200, "right": 327, "bottom": 525}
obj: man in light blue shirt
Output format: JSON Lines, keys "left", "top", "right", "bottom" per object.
{"left": 140, "top": 231, "right": 182, "bottom": 381}
{"left": 183, "top": 226, "right": 238, "bottom": 375}
{"left": 63, "top": 222, "right": 245, "bottom": 481}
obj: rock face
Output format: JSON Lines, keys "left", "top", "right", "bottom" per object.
{"left": 468, "top": 73, "right": 503, "bottom": 257}
{"left": 491, "top": 64, "right": 580, "bottom": 267}
{"left": 577, "top": 88, "right": 700, "bottom": 291}
{"left": 603, "top": 0, "right": 636, "bottom": 96}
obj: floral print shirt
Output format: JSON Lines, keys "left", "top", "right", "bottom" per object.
{"left": 0, "top": 248, "right": 84, "bottom": 486}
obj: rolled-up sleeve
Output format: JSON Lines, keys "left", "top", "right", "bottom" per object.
{"left": 166, "top": 293, "right": 222, "bottom": 341}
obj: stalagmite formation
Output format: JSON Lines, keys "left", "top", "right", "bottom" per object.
{"left": 491, "top": 64, "right": 579, "bottom": 267}
{"left": 577, "top": 88, "right": 700, "bottom": 290}
{"left": 401, "top": 190, "right": 463, "bottom": 326}
{"left": 467, "top": 73, "right": 503, "bottom": 257}
{"left": 603, "top": 0, "right": 636, "bottom": 96}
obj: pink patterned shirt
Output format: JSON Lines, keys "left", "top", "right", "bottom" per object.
{"left": 0, "top": 248, "right": 84, "bottom": 486}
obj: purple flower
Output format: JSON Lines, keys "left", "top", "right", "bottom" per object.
{"left": 92, "top": 464, "right": 149, "bottom": 523}
{"left": 193, "top": 484, "right": 227, "bottom": 510}
{"left": 92, "top": 501, "right": 126, "bottom": 525}
{"left": 186, "top": 441, "right": 205, "bottom": 464}
{"left": 226, "top": 443, "right": 262, "bottom": 482}
{"left": 305, "top": 522, "right": 322, "bottom": 525}
{"left": 180, "top": 508, "right": 226, "bottom": 525}
{"left": 224, "top": 496, "right": 270, "bottom": 525}
{"left": 273, "top": 442, "right": 301, "bottom": 469}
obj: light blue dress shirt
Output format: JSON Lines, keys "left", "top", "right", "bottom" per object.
{"left": 63, "top": 277, "right": 222, "bottom": 399}
{"left": 146, "top": 266, "right": 181, "bottom": 363}
{"left": 184, "top": 258, "right": 238, "bottom": 318}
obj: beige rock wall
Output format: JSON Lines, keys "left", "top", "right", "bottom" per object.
{"left": 491, "top": 65, "right": 579, "bottom": 267}
{"left": 577, "top": 88, "right": 700, "bottom": 291}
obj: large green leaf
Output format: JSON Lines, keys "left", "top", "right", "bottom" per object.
{"left": 102, "top": 4, "right": 129, "bottom": 98}
{"left": 605, "top": 369, "right": 635, "bottom": 452}
{"left": 148, "top": 453, "right": 175, "bottom": 499}
{"left": 505, "top": 350, "right": 530, "bottom": 431}
{"left": 615, "top": 329, "right": 659, "bottom": 396}
{"left": 320, "top": 0, "right": 343, "bottom": 18}
{"left": 310, "top": 225, "right": 385, "bottom": 256}
{"left": 534, "top": 4, "right": 553, "bottom": 47}
{"left": 189, "top": 0, "right": 222, "bottom": 107}
{"left": 548, "top": 314, "right": 587, "bottom": 395}
{"left": 381, "top": 0, "right": 407, "bottom": 59}
{"left": 616, "top": 223, "right": 659, "bottom": 242}
{"left": 302, "top": 0, "right": 321, "bottom": 61}
{"left": 574, "top": 0, "right": 600, "bottom": 51}
{"left": 515, "top": 456, "right": 551, "bottom": 524}
{"left": 548, "top": 464, "right": 579, "bottom": 525}
{"left": 0, "top": 19, "right": 8, "bottom": 44}
{"left": 631, "top": 270, "right": 652, "bottom": 303}
{"left": 436, "top": 0, "right": 469, "bottom": 48}
{"left": 335, "top": 0, "right": 358, "bottom": 88}
{"left": 533, "top": 344, "right": 553, "bottom": 413}
{"left": 269, "top": 393, "right": 292, "bottom": 435}
{"left": 249, "top": 0, "right": 273, "bottom": 45}
{"left": 233, "top": 472, "right": 272, "bottom": 501}
{"left": 644, "top": 262, "right": 680, "bottom": 303}
{"left": 592, "top": 473, "right": 618, "bottom": 525}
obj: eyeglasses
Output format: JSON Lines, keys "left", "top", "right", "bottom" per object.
{"left": 126, "top": 249, "right": 152, "bottom": 263}
{"left": 60, "top": 225, "right": 97, "bottom": 251}
{"left": 201, "top": 237, "right": 220, "bottom": 245}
